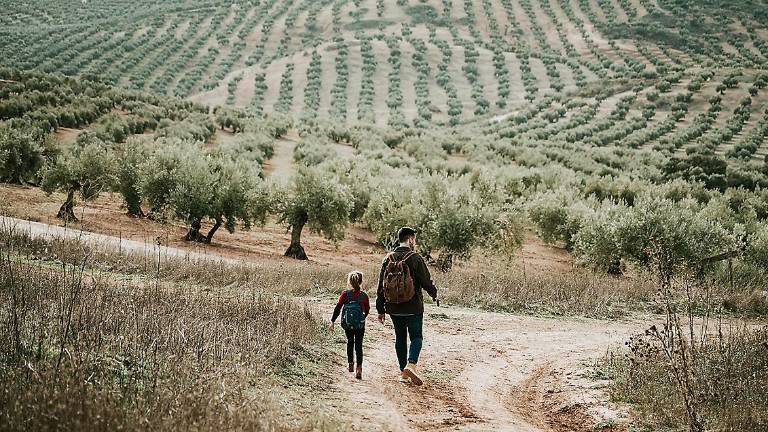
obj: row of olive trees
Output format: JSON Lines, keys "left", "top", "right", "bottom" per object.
{"left": 357, "top": 38, "right": 377, "bottom": 124}
{"left": 0, "top": 121, "right": 57, "bottom": 184}
{"left": 286, "top": 127, "right": 529, "bottom": 268}
{"left": 32, "top": 126, "right": 354, "bottom": 260}
{"left": 527, "top": 180, "right": 768, "bottom": 280}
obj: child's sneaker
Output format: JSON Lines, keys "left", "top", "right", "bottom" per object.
{"left": 403, "top": 363, "right": 423, "bottom": 386}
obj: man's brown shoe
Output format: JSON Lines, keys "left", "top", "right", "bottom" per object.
{"left": 355, "top": 367, "right": 362, "bottom": 380}
{"left": 348, "top": 363, "right": 354, "bottom": 372}
{"left": 403, "top": 363, "right": 423, "bottom": 386}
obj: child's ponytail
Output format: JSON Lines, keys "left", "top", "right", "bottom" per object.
{"left": 347, "top": 270, "right": 363, "bottom": 291}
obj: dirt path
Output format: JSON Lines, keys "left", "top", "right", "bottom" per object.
{"left": 263, "top": 131, "right": 298, "bottom": 180}
{"left": 0, "top": 215, "right": 242, "bottom": 265}
{"left": 322, "top": 302, "right": 648, "bottom": 431}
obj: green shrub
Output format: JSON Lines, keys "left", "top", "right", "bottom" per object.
{"left": 0, "top": 122, "right": 54, "bottom": 184}
{"left": 527, "top": 191, "right": 590, "bottom": 250}
{"left": 574, "top": 196, "right": 739, "bottom": 279}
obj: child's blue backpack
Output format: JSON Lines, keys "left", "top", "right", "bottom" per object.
{"left": 341, "top": 290, "right": 366, "bottom": 330}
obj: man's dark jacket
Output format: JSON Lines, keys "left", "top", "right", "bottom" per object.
{"left": 376, "top": 246, "right": 438, "bottom": 315}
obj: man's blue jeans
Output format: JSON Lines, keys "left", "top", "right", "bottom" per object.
{"left": 390, "top": 314, "right": 423, "bottom": 371}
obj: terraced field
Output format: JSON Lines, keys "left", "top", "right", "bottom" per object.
{"left": 1, "top": 1, "right": 763, "bottom": 141}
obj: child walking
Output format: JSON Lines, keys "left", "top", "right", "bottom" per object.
{"left": 329, "top": 271, "right": 369, "bottom": 379}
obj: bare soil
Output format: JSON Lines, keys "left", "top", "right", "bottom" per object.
{"left": 321, "top": 301, "right": 642, "bottom": 431}
{"left": 263, "top": 131, "right": 298, "bottom": 180}
{"left": 0, "top": 183, "right": 382, "bottom": 269}
{"left": 54, "top": 127, "right": 83, "bottom": 144}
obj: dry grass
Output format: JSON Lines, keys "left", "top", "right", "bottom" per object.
{"left": 0, "top": 223, "right": 656, "bottom": 318}
{"left": 1, "top": 223, "right": 764, "bottom": 320}
{"left": 600, "top": 278, "right": 768, "bottom": 431}
{"left": 0, "top": 223, "right": 343, "bottom": 296}
{"left": 605, "top": 325, "right": 768, "bottom": 431}
{"left": 2, "top": 222, "right": 766, "bottom": 430}
{"left": 0, "top": 247, "right": 342, "bottom": 431}
{"left": 438, "top": 266, "right": 656, "bottom": 318}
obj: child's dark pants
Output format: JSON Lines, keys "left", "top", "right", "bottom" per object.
{"left": 344, "top": 327, "right": 365, "bottom": 365}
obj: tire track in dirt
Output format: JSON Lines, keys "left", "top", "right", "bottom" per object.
{"left": 323, "top": 303, "right": 649, "bottom": 431}
{"left": 509, "top": 364, "right": 601, "bottom": 432}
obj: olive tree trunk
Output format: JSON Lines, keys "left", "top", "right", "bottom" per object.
{"left": 124, "top": 191, "right": 145, "bottom": 218}
{"left": 184, "top": 218, "right": 205, "bottom": 242}
{"left": 57, "top": 189, "right": 77, "bottom": 222}
{"left": 284, "top": 215, "right": 308, "bottom": 260}
{"left": 204, "top": 218, "right": 223, "bottom": 244}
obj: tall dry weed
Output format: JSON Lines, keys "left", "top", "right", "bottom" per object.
{"left": 605, "top": 277, "right": 768, "bottom": 431}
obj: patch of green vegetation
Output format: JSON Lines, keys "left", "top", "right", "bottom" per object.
{"left": 344, "top": 19, "right": 393, "bottom": 31}
{"left": 593, "top": 420, "right": 618, "bottom": 431}
{"left": 423, "top": 369, "right": 458, "bottom": 382}
{"left": 456, "top": 16, "right": 473, "bottom": 26}
{"left": 600, "top": 10, "right": 717, "bottom": 55}
{"left": 406, "top": 4, "right": 450, "bottom": 26}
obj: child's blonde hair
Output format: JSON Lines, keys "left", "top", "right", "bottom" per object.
{"left": 347, "top": 270, "right": 363, "bottom": 291}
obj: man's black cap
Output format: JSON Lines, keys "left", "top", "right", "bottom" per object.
{"left": 397, "top": 226, "right": 417, "bottom": 241}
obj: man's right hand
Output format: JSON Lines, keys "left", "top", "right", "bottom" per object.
{"left": 378, "top": 314, "right": 386, "bottom": 324}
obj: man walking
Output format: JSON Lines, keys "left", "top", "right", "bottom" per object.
{"left": 376, "top": 227, "right": 438, "bottom": 386}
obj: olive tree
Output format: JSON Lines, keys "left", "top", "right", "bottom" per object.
{"left": 526, "top": 189, "right": 591, "bottom": 250}
{"left": 137, "top": 138, "right": 272, "bottom": 242}
{"left": 570, "top": 200, "right": 627, "bottom": 274}
{"left": 276, "top": 167, "right": 352, "bottom": 259}
{"left": 0, "top": 121, "right": 54, "bottom": 184}
{"left": 413, "top": 177, "right": 499, "bottom": 271}
{"left": 203, "top": 158, "right": 271, "bottom": 243}
{"left": 744, "top": 221, "right": 768, "bottom": 269}
{"left": 40, "top": 141, "right": 117, "bottom": 221}
{"left": 138, "top": 141, "right": 188, "bottom": 218}
{"left": 364, "top": 174, "right": 508, "bottom": 270}
{"left": 363, "top": 177, "right": 420, "bottom": 248}
{"left": 318, "top": 157, "right": 379, "bottom": 223}
{"left": 167, "top": 150, "right": 216, "bottom": 242}
{"left": 116, "top": 138, "right": 148, "bottom": 217}
{"left": 574, "top": 196, "right": 739, "bottom": 282}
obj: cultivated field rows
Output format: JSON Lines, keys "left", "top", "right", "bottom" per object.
{"left": 6, "top": 0, "right": 765, "bottom": 129}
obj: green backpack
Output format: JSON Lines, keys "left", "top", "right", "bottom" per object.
{"left": 341, "top": 290, "right": 367, "bottom": 330}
